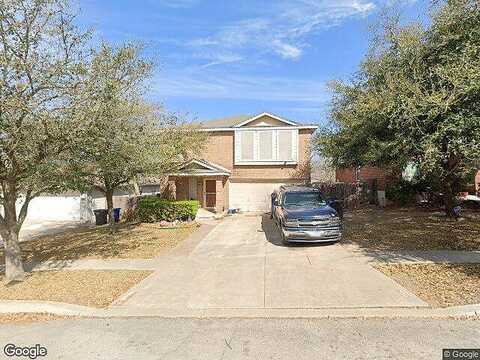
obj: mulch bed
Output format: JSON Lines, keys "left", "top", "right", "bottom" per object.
{"left": 343, "top": 207, "right": 480, "bottom": 251}
{"left": 375, "top": 263, "right": 480, "bottom": 307}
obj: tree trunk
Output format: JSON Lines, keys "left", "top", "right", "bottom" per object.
{"left": 1, "top": 182, "right": 25, "bottom": 282}
{"left": 105, "top": 188, "right": 116, "bottom": 233}
{"left": 132, "top": 176, "right": 141, "bottom": 196}
{"left": 443, "top": 181, "right": 456, "bottom": 218}
{"left": 2, "top": 230, "right": 25, "bottom": 282}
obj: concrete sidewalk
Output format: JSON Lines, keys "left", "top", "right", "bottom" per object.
{"left": 343, "top": 244, "right": 480, "bottom": 264}
{"left": 112, "top": 215, "right": 428, "bottom": 313}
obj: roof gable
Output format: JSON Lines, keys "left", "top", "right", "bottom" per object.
{"left": 235, "top": 113, "right": 298, "bottom": 128}
{"left": 171, "top": 159, "right": 231, "bottom": 176}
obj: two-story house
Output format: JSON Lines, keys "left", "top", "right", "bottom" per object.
{"left": 168, "top": 112, "right": 318, "bottom": 212}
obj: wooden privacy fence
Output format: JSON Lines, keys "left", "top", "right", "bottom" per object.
{"left": 311, "top": 181, "right": 376, "bottom": 209}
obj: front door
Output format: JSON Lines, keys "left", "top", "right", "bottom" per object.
{"left": 188, "top": 177, "right": 197, "bottom": 200}
{"left": 205, "top": 180, "right": 216, "bottom": 208}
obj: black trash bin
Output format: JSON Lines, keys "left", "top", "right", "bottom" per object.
{"left": 327, "top": 199, "right": 344, "bottom": 219}
{"left": 113, "top": 208, "right": 121, "bottom": 223}
{"left": 93, "top": 209, "right": 108, "bottom": 225}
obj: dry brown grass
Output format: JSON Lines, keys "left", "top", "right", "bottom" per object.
{"left": 0, "top": 223, "right": 197, "bottom": 265}
{"left": 0, "top": 270, "right": 152, "bottom": 308}
{"left": 344, "top": 208, "right": 480, "bottom": 251}
{"left": 375, "top": 263, "right": 480, "bottom": 307}
{"left": 0, "top": 313, "right": 75, "bottom": 324}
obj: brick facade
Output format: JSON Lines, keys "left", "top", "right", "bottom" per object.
{"left": 170, "top": 114, "right": 317, "bottom": 213}
{"left": 336, "top": 167, "right": 389, "bottom": 190}
{"left": 172, "top": 175, "right": 229, "bottom": 213}
{"left": 202, "top": 129, "right": 314, "bottom": 182}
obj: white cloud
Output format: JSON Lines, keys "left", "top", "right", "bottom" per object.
{"left": 154, "top": 0, "right": 199, "bottom": 8}
{"left": 151, "top": 70, "right": 329, "bottom": 103}
{"left": 271, "top": 40, "right": 302, "bottom": 60}
{"left": 187, "top": 0, "right": 376, "bottom": 64}
{"left": 197, "top": 52, "right": 243, "bottom": 68}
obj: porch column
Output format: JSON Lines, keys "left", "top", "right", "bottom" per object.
{"left": 197, "top": 178, "right": 204, "bottom": 207}
{"left": 215, "top": 176, "right": 224, "bottom": 213}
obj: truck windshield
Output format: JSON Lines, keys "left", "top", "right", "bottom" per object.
{"left": 283, "top": 192, "right": 327, "bottom": 208}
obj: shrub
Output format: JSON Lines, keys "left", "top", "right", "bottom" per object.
{"left": 137, "top": 196, "right": 199, "bottom": 222}
{"left": 385, "top": 179, "right": 417, "bottom": 205}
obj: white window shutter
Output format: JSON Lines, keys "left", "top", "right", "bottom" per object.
{"left": 253, "top": 131, "right": 258, "bottom": 161}
{"left": 272, "top": 130, "right": 278, "bottom": 160}
{"left": 234, "top": 131, "right": 241, "bottom": 163}
{"left": 292, "top": 130, "right": 298, "bottom": 161}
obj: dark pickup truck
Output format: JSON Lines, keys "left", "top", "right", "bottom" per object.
{"left": 271, "top": 185, "right": 342, "bottom": 244}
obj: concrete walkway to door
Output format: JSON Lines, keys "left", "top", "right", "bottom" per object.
{"left": 112, "top": 215, "right": 427, "bottom": 314}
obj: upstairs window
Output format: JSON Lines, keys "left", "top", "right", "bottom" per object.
{"left": 278, "top": 130, "right": 293, "bottom": 161}
{"left": 258, "top": 130, "right": 273, "bottom": 160}
{"left": 235, "top": 129, "right": 298, "bottom": 164}
{"left": 240, "top": 131, "right": 254, "bottom": 160}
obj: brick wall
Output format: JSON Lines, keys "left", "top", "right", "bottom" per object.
{"left": 215, "top": 178, "right": 224, "bottom": 212}
{"left": 201, "top": 129, "right": 314, "bottom": 182}
{"left": 202, "top": 131, "right": 234, "bottom": 170}
{"left": 171, "top": 175, "right": 228, "bottom": 212}
{"left": 336, "top": 166, "right": 389, "bottom": 190}
{"left": 174, "top": 177, "right": 188, "bottom": 200}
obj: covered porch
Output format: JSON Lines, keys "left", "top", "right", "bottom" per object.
{"left": 168, "top": 159, "right": 231, "bottom": 213}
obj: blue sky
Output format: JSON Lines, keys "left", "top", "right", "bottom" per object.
{"left": 77, "top": 0, "right": 429, "bottom": 125}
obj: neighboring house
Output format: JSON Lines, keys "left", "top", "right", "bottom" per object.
{"left": 336, "top": 167, "right": 390, "bottom": 190}
{"left": 18, "top": 184, "right": 161, "bottom": 223}
{"left": 168, "top": 112, "right": 318, "bottom": 212}
{"left": 336, "top": 166, "right": 391, "bottom": 206}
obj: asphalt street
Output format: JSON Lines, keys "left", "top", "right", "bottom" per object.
{"left": 1, "top": 317, "right": 479, "bottom": 359}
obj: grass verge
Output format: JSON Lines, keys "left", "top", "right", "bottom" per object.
{"left": 0, "top": 270, "right": 152, "bottom": 308}
{"left": 0, "top": 313, "right": 76, "bottom": 324}
{"left": 344, "top": 208, "right": 480, "bottom": 251}
{"left": 375, "top": 263, "right": 480, "bottom": 307}
{"left": 1, "top": 223, "right": 198, "bottom": 265}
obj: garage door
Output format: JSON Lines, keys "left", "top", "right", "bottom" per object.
{"left": 229, "top": 182, "right": 284, "bottom": 212}
{"left": 24, "top": 196, "right": 83, "bottom": 222}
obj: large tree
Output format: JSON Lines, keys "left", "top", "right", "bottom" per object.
{"left": 0, "top": 0, "right": 87, "bottom": 282}
{"left": 70, "top": 44, "right": 205, "bottom": 231}
{"left": 317, "top": 0, "right": 480, "bottom": 216}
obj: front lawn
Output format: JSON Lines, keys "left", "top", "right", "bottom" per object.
{"left": 344, "top": 208, "right": 480, "bottom": 251}
{"left": 0, "top": 222, "right": 198, "bottom": 265}
{"left": 0, "top": 270, "right": 152, "bottom": 308}
{"left": 0, "top": 313, "right": 75, "bottom": 324}
{"left": 375, "top": 263, "right": 480, "bottom": 307}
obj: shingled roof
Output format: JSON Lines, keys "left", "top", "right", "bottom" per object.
{"left": 198, "top": 112, "right": 317, "bottom": 129}
{"left": 198, "top": 115, "right": 251, "bottom": 128}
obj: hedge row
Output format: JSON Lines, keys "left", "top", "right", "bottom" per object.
{"left": 137, "top": 196, "right": 199, "bottom": 222}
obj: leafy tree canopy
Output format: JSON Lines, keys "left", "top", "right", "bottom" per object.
{"left": 316, "top": 0, "right": 480, "bottom": 214}
{"left": 69, "top": 43, "right": 206, "bottom": 229}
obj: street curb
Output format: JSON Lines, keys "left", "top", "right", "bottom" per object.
{"left": 0, "top": 300, "right": 479, "bottom": 319}
{"left": 0, "top": 300, "right": 108, "bottom": 317}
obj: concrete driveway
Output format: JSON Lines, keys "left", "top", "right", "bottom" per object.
{"left": 114, "top": 215, "right": 427, "bottom": 312}
{"left": 19, "top": 220, "right": 86, "bottom": 241}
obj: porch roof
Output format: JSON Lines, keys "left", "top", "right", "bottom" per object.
{"left": 169, "top": 159, "right": 231, "bottom": 177}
